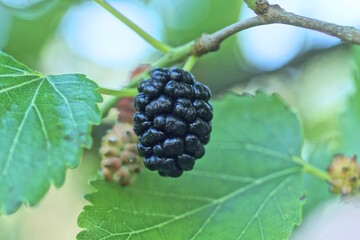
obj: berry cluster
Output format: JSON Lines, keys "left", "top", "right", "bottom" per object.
{"left": 133, "top": 67, "right": 213, "bottom": 177}
{"left": 100, "top": 122, "right": 143, "bottom": 186}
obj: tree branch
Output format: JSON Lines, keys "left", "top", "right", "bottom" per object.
{"left": 192, "top": 3, "right": 360, "bottom": 55}
{"left": 99, "top": 0, "right": 360, "bottom": 115}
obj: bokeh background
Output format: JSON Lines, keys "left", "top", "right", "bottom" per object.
{"left": 0, "top": 0, "right": 359, "bottom": 239}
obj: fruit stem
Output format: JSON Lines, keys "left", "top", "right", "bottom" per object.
{"left": 243, "top": 0, "right": 256, "bottom": 11}
{"left": 98, "top": 87, "right": 137, "bottom": 116}
{"left": 94, "top": 0, "right": 173, "bottom": 54}
{"left": 303, "top": 162, "right": 331, "bottom": 181}
{"left": 292, "top": 156, "right": 331, "bottom": 181}
{"left": 100, "top": 96, "right": 118, "bottom": 116}
{"left": 98, "top": 87, "right": 138, "bottom": 97}
{"left": 183, "top": 55, "right": 198, "bottom": 72}
{"left": 99, "top": 41, "right": 193, "bottom": 116}
{"left": 127, "top": 41, "right": 193, "bottom": 88}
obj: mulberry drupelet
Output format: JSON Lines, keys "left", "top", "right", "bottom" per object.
{"left": 133, "top": 67, "right": 213, "bottom": 177}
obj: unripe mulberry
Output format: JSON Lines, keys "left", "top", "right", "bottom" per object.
{"left": 99, "top": 122, "right": 143, "bottom": 186}
{"left": 117, "top": 97, "right": 136, "bottom": 124}
{"left": 327, "top": 154, "right": 360, "bottom": 195}
{"left": 133, "top": 67, "right": 213, "bottom": 177}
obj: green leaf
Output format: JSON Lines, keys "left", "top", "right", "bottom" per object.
{"left": 0, "top": 51, "right": 102, "bottom": 214}
{"left": 78, "top": 93, "right": 306, "bottom": 240}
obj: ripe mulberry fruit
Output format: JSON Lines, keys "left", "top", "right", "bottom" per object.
{"left": 99, "top": 122, "right": 143, "bottom": 186}
{"left": 133, "top": 67, "right": 213, "bottom": 177}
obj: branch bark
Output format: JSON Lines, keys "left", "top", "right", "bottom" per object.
{"left": 192, "top": 3, "right": 360, "bottom": 55}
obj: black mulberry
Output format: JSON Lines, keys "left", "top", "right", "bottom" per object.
{"left": 133, "top": 67, "right": 213, "bottom": 177}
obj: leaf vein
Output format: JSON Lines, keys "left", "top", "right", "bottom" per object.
{"left": 188, "top": 169, "right": 254, "bottom": 182}
{"left": 273, "top": 196, "right": 286, "bottom": 232}
{"left": 129, "top": 188, "right": 214, "bottom": 202}
{"left": 0, "top": 73, "right": 39, "bottom": 78}
{"left": 108, "top": 207, "right": 176, "bottom": 219}
{"left": 0, "top": 62, "right": 29, "bottom": 74}
{"left": 0, "top": 76, "right": 44, "bottom": 94}
{"left": 46, "top": 77, "right": 79, "bottom": 142}
{"left": 190, "top": 202, "right": 223, "bottom": 240}
{"left": 236, "top": 175, "right": 293, "bottom": 239}
{"left": 98, "top": 167, "right": 300, "bottom": 238}
{"left": 257, "top": 216, "right": 265, "bottom": 240}
{"left": 216, "top": 126, "right": 297, "bottom": 164}
{"left": 33, "top": 104, "right": 51, "bottom": 152}
{"left": 1, "top": 79, "right": 45, "bottom": 176}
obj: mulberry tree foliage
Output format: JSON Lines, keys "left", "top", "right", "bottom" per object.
{"left": 0, "top": 52, "right": 102, "bottom": 214}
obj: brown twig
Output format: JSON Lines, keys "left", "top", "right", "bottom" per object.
{"left": 192, "top": 3, "right": 360, "bottom": 55}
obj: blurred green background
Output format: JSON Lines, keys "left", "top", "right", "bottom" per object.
{"left": 0, "top": 0, "right": 359, "bottom": 239}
